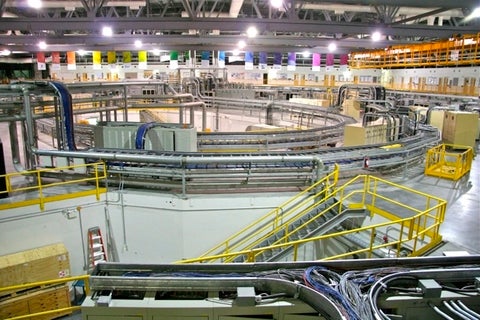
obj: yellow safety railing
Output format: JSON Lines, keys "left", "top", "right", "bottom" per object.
{"left": 178, "top": 173, "right": 446, "bottom": 263}
{"left": 183, "top": 164, "right": 340, "bottom": 262}
{"left": 0, "top": 274, "right": 90, "bottom": 320}
{"left": 0, "top": 161, "right": 107, "bottom": 211}
{"left": 425, "top": 144, "right": 474, "bottom": 181}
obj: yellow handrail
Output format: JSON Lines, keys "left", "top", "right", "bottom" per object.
{"left": 0, "top": 274, "right": 90, "bottom": 320}
{"left": 179, "top": 172, "right": 446, "bottom": 263}
{"left": 0, "top": 161, "right": 107, "bottom": 211}
{"left": 190, "top": 164, "right": 340, "bottom": 261}
{"left": 350, "top": 33, "right": 480, "bottom": 69}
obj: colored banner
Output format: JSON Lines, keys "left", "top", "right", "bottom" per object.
{"left": 259, "top": 52, "right": 267, "bottom": 70}
{"left": 201, "top": 51, "right": 210, "bottom": 67}
{"left": 312, "top": 53, "right": 321, "bottom": 71}
{"left": 218, "top": 51, "right": 225, "bottom": 68}
{"left": 184, "top": 50, "right": 192, "bottom": 67}
{"left": 123, "top": 51, "right": 132, "bottom": 68}
{"left": 138, "top": 51, "right": 147, "bottom": 69}
{"left": 107, "top": 51, "right": 116, "bottom": 68}
{"left": 273, "top": 52, "right": 282, "bottom": 69}
{"left": 245, "top": 51, "right": 254, "bottom": 70}
{"left": 51, "top": 52, "right": 61, "bottom": 71}
{"left": 326, "top": 53, "right": 334, "bottom": 72}
{"left": 170, "top": 50, "right": 178, "bottom": 69}
{"left": 67, "top": 51, "right": 76, "bottom": 70}
{"left": 287, "top": 52, "right": 296, "bottom": 71}
{"left": 36, "top": 52, "right": 46, "bottom": 70}
{"left": 93, "top": 51, "right": 102, "bottom": 70}
{"left": 339, "top": 54, "right": 349, "bottom": 71}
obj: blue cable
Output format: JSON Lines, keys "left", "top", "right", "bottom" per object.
{"left": 304, "top": 266, "right": 360, "bottom": 320}
{"left": 49, "top": 81, "right": 77, "bottom": 150}
{"left": 135, "top": 122, "right": 157, "bottom": 149}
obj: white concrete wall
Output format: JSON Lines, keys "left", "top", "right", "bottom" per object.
{"left": 0, "top": 190, "right": 295, "bottom": 275}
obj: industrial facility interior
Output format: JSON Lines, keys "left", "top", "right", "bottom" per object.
{"left": 0, "top": 0, "right": 480, "bottom": 319}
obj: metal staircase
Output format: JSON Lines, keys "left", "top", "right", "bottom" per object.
{"left": 232, "top": 197, "right": 367, "bottom": 262}
{"left": 181, "top": 168, "right": 447, "bottom": 264}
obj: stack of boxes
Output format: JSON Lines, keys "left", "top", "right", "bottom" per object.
{"left": 0, "top": 243, "right": 72, "bottom": 319}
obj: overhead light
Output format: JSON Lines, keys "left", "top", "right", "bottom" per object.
{"left": 134, "top": 40, "right": 143, "bottom": 48}
{"left": 77, "top": 49, "right": 87, "bottom": 56}
{"left": 246, "top": 26, "right": 258, "bottom": 38}
{"left": 0, "top": 49, "right": 11, "bottom": 56}
{"left": 102, "top": 26, "right": 113, "bottom": 37}
{"left": 302, "top": 50, "right": 310, "bottom": 58}
{"left": 328, "top": 42, "right": 337, "bottom": 52}
{"left": 38, "top": 41, "right": 47, "bottom": 50}
{"left": 152, "top": 49, "right": 161, "bottom": 56}
{"left": 238, "top": 40, "right": 246, "bottom": 49}
{"left": 27, "top": 0, "right": 42, "bottom": 9}
{"left": 270, "top": 0, "right": 282, "bottom": 9}
{"left": 371, "top": 31, "right": 382, "bottom": 42}
{"left": 470, "top": 7, "right": 480, "bottom": 18}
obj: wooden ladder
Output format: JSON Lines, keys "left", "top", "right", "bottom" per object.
{"left": 88, "top": 226, "right": 107, "bottom": 269}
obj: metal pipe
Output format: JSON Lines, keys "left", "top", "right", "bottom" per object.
{"left": 442, "top": 300, "right": 472, "bottom": 320}
{"left": 448, "top": 301, "right": 477, "bottom": 320}
{"left": 33, "top": 148, "right": 323, "bottom": 166}
{"left": 456, "top": 301, "right": 480, "bottom": 319}
{"left": 21, "top": 86, "right": 36, "bottom": 169}
{"left": 8, "top": 120, "right": 25, "bottom": 171}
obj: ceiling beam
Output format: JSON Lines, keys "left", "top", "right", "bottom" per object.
{"left": 0, "top": 17, "right": 476, "bottom": 38}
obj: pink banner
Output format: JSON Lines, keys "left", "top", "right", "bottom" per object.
{"left": 326, "top": 53, "right": 334, "bottom": 66}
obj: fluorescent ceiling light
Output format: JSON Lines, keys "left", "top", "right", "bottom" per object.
{"left": 0, "top": 49, "right": 11, "bottom": 56}
{"left": 371, "top": 31, "right": 382, "bottom": 42}
{"left": 328, "top": 42, "right": 337, "bottom": 52}
{"left": 102, "top": 26, "right": 113, "bottom": 37}
{"left": 302, "top": 51, "right": 310, "bottom": 58}
{"left": 134, "top": 40, "right": 143, "bottom": 48}
{"left": 238, "top": 40, "right": 246, "bottom": 49}
{"left": 246, "top": 26, "right": 258, "bottom": 38}
{"left": 38, "top": 41, "right": 47, "bottom": 50}
{"left": 77, "top": 49, "right": 87, "bottom": 56}
{"left": 470, "top": 7, "right": 480, "bottom": 18}
{"left": 28, "top": 0, "right": 42, "bottom": 9}
{"left": 270, "top": 0, "right": 282, "bottom": 9}
{"left": 152, "top": 49, "right": 161, "bottom": 56}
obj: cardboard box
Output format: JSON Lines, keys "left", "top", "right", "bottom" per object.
{"left": 0, "top": 243, "right": 70, "bottom": 288}
{"left": 442, "top": 111, "right": 478, "bottom": 148}
{"left": 342, "top": 99, "right": 362, "bottom": 120}
{"left": 344, "top": 123, "right": 387, "bottom": 146}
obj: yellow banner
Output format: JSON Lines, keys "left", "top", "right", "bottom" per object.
{"left": 138, "top": 50, "right": 147, "bottom": 63}
{"left": 93, "top": 51, "right": 102, "bottom": 64}
{"left": 107, "top": 51, "right": 116, "bottom": 64}
{"left": 123, "top": 51, "right": 131, "bottom": 64}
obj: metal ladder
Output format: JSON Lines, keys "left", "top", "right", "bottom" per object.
{"left": 88, "top": 226, "right": 107, "bottom": 269}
